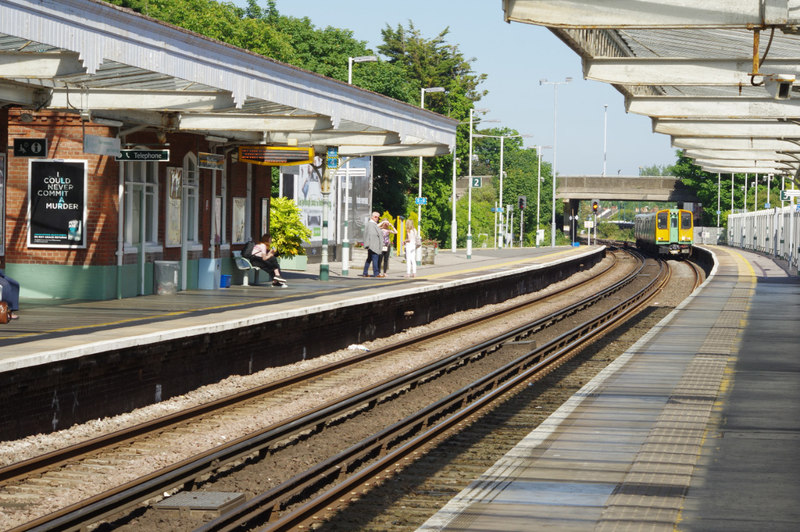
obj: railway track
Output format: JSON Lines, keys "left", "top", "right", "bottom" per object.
{"left": 0, "top": 249, "right": 694, "bottom": 531}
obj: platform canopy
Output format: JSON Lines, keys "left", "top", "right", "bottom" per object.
{"left": 0, "top": 0, "right": 456, "bottom": 158}
{"left": 503, "top": 0, "right": 800, "bottom": 182}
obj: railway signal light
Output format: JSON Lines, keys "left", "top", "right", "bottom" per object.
{"left": 518, "top": 195, "right": 527, "bottom": 210}
{"left": 592, "top": 200, "right": 599, "bottom": 213}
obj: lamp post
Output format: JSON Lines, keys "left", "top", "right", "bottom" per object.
{"left": 540, "top": 77, "right": 572, "bottom": 247}
{"left": 602, "top": 104, "right": 608, "bottom": 177}
{"left": 341, "top": 55, "right": 377, "bottom": 276}
{"left": 471, "top": 132, "right": 530, "bottom": 248}
{"left": 467, "top": 108, "right": 484, "bottom": 259}
{"left": 536, "top": 144, "right": 552, "bottom": 246}
{"left": 417, "top": 86, "right": 446, "bottom": 264}
{"left": 451, "top": 152, "right": 459, "bottom": 252}
{"left": 347, "top": 55, "right": 377, "bottom": 84}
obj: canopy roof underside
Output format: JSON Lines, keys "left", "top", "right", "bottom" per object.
{"left": 504, "top": 0, "right": 800, "bottom": 180}
{"left": 0, "top": 0, "right": 456, "bottom": 157}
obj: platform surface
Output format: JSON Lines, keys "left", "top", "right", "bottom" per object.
{"left": 418, "top": 246, "right": 800, "bottom": 532}
{"left": 0, "top": 246, "right": 595, "bottom": 370}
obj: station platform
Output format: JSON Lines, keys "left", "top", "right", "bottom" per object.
{"left": 419, "top": 245, "right": 800, "bottom": 531}
{"left": 0, "top": 245, "right": 596, "bottom": 371}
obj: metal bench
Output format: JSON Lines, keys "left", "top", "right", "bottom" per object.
{"left": 233, "top": 251, "right": 264, "bottom": 286}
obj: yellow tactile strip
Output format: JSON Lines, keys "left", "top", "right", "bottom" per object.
{"left": 595, "top": 248, "right": 755, "bottom": 531}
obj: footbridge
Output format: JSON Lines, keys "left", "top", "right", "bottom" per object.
{"left": 557, "top": 175, "right": 698, "bottom": 203}
{"left": 556, "top": 175, "right": 699, "bottom": 239}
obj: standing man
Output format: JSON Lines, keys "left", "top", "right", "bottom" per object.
{"left": 361, "top": 211, "right": 382, "bottom": 277}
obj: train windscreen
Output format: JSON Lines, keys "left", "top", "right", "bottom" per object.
{"left": 657, "top": 211, "right": 668, "bottom": 229}
{"left": 681, "top": 211, "right": 692, "bottom": 229}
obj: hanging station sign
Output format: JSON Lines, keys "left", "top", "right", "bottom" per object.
{"left": 115, "top": 149, "right": 170, "bottom": 162}
{"left": 28, "top": 159, "right": 87, "bottom": 248}
{"left": 199, "top": 152, "right": 225, "bottom": 170}
{"left": 238, "top": 146, "right": 314, "bottom": 166}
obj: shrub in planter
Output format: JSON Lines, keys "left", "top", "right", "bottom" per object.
{"left": 270, "top": 197, "right": 311, "bottom": 258}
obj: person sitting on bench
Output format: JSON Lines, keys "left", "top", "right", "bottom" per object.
{"left": 248, "top": 233, "right": 287, "bottom": 287}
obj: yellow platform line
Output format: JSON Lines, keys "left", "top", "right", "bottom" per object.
{"left": 0, "top": 249, "right": 579, "bottom": 342}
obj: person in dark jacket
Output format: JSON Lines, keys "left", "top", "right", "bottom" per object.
{"left": 361, "top": 212, "right": 382, "bottom": 277}
{"left": 0, "top": 270, "right": 20, "bottom": 319}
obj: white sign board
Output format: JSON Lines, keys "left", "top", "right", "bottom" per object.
{"left": 83, "top": 134, "right": 121, "bottom": 157}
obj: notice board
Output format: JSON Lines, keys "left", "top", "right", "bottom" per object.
{"left": 28, "top": 159, "right": 87, "bottom": 248}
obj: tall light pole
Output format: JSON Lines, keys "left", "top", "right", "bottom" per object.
{"left": 535, "top": 145, "right": 552, "bottom": 246}
{"left": 467, "top": 108, "right": 476, "bottom": 259}
{"left": 341, "top": 55, "right": 377, "bottom": 276}
{"left": 347, "top": 55, "right": 377, "bottom": 84}
{"left": 451, "top": 152, "right": 459, "bottom": 252}
{"left": 540, "top": 77, "right": 572, "bottom": 247}
{"left": 472, "top": 132, "right": 530, "bottom": 248}
{"left": 602, "top": 104, "right": 608, "bottom": 177}
{"left": 417, "top": 86, "right": 446, "bottom": 265}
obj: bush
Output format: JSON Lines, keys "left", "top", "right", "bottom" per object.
{"left": 270, "top": 197, "right": 312, "bottom": 257}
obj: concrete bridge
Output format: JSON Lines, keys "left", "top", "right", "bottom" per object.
{"left": 557, "top": 176, "right": 698, "bottom": 203}
{"left": 557, "top": 175, "right": 699, "bottom": 238}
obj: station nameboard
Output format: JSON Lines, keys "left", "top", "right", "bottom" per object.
{"left": 238, "top": 146, "right": 314, "bottom": 166}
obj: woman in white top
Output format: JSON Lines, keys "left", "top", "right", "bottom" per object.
{"left": 404, "top": 220, "right": 418, "bottom": 278}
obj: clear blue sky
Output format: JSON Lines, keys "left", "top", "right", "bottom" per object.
{"left": 238, "top": 0, "right": 677, "bottom": 176}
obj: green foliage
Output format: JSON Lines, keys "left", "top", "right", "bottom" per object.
{"left": 269, "top": 196, "right": 311, "bottom": 257}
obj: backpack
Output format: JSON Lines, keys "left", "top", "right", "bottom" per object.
{"left": 242, "top": 240, "right": 256, "bottom": 260}
{"left": 415, "top": 231, "right": 421, "bottom": 247}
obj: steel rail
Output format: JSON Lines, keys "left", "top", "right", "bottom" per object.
{"left": 0, "top": 251, "right": 616, "bottom": 486}
{"left": 11, "top": 251, "right": 639, "bottom": 532}
{"left": 197, "top": 251, "right": 665, "bottom": 531}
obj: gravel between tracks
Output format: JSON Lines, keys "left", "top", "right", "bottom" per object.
{"left": 0, "top": 253, "right": 674, "bottom": 530}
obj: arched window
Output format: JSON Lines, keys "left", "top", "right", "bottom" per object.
{"left": 124, "top": 155, "right": 158, "bottom": 246}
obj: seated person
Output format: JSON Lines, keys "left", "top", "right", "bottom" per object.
{"left": 0, "top": 270, "right": 20, "bottom": 320}
{"left": 249, "top": 233, "right": 287, "bottom": 287}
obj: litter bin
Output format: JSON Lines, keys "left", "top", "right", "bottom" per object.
{"left": 198, "top": 258, "right": 221, "bottom": 290}
{"left": 154, "top": 260, "right": 180, "bottom": 295}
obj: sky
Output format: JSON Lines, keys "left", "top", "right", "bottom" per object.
{"left": 238, "top": 0, "right": 679, "bottom": 176}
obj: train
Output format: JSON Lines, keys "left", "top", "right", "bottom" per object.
{"left": 634, "top": 208, "right": 693, "bottom": 256}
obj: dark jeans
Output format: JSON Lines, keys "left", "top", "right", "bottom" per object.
{"left": 378, "top": 248, "right": 391, "bottom": 273}
{"left": 250, "top": 256, "right": 280, "bottom": 279}
{"left": 0, "top": 273, "right": 20, "bottom": 311}
{"left": 363, "top": 249, "right": 380, "bottom": 276}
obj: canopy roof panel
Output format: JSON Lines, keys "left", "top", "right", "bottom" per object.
{"left": 503, "top": 0, "right": 800, "bottom": 180}
{"left": 0, "top": 0, "right": 456, "bottom": 157}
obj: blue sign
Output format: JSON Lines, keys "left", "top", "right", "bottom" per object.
{"left": 491, "top": 207, "right": 502, "bottom": 213}
{"left": 415, "top": 197, "right": 427, "bottom": 205}
{"left": 326, "top": 146, "right": 338, "bottom": 168}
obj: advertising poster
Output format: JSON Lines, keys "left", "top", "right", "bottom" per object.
{"left": 165, "top": 167, "right": 182, "bottom": 247}
{"left": 28, "top": 159, "right": 87, "bottom": 248}
{"left": 232, "top": 197, "right": 246, "bottom": 243}
{"left": 280, "top": 156, "right": 372, "bottom": 251}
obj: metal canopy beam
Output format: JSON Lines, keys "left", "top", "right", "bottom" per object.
{"left": 700, "top": 165, "right": 793, "bottom": 174}
{"left": 654, "top": 119, "right": 800, "bottom": 138}
{"left": 684, "top": 149, "right": 800, "bottom": 161}
{"left": 502, "top": 0, "right": 798, "bottom": 28}
{"left": 585, "top": 57, "right": 800, "bottom": 86}
{"left": 672, "top": 137, "right": 800, "bottom": 151}
{"left": 628, "top": 97, "right": 800, "bottom": 119}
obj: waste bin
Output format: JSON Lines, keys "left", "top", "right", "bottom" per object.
{"left": 198, "top": 258, "right": 221, "bottom": 290}
{"left": 154, "top": 260, "right": 180, "bottom": 295}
